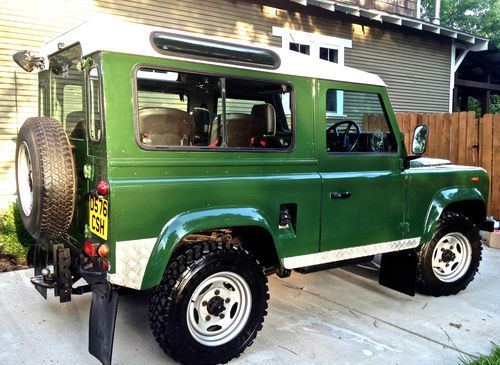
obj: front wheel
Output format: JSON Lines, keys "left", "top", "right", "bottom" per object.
{"left": 417, "top": 212, "right": 482, "bottom": 296}
{"left": 150, "top": 242, "right": 269, "bottom": 365}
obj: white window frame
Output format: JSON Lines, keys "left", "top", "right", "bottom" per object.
{"left": 272, "top": 27, "right": 352, "bottom": 117}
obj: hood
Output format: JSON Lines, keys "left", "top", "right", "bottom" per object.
{"left": 409, "top": 157, "right": 452, "bottom": 168}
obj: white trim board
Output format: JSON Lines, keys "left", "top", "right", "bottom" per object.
{"left": 283, "top": 237, "right": 421, "bottom": 269}
{"left": 272, "top": 26, "right": 352, "bottom": 49}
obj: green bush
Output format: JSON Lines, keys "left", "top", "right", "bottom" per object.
{"left": 0, "top": 201, "right": 35, "bottom": 265}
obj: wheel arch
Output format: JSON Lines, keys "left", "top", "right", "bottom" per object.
{"left": 421, "top": 187, "right": 487, "bottom": 244}
{"left": 141, "top": 207, "right": 278, "bottom": 290}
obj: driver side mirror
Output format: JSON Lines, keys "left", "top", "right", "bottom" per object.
{"left": 412, "top": 125, "right": 428, "bottom": 155}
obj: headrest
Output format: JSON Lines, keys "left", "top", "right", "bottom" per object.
{"left": 251, "top": 103, "right": 276, "bottom": 135}
{"left": 192, "top": 107, "right": 211, "bottom": 133}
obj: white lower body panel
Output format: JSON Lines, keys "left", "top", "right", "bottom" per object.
{"left": 283, "top": 237, "right": 421, "bottom": 269}
{"left": 107, "top": 237, "right": 157, "bottom": 289}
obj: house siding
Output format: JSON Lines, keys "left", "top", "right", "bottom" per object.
{"left": 0, "top": 0, "right": 449, "bottom": 198}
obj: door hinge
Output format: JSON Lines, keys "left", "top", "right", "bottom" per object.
{"left": 400, "top": 222, "right": 410, "bottom": 234}
{"left": 83, "top": 164, "right": 94, "bottom": 180}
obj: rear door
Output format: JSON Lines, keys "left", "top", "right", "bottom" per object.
{"left": 317, "top": 80, "right": 405, "bottom": 254}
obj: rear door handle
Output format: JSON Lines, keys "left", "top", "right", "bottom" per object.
{"left": 330, "top": 192, "right": 352, "bottom": 199}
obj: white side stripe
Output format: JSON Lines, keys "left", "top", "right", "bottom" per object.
{"left": 283, "top": 237, "right": 421, "bottom": 269}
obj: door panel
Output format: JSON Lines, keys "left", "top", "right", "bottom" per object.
{"left": 317, "top": 81, "right": 405, "bottom": 252}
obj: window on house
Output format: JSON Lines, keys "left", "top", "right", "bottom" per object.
{"left": 273, "top": 28, "right": 352, "bottom": 117}
{"left": 289, "top": 43, "right": 310, "bottom": 55}
{"left": 320, "top": 47, "right": 339, "bottom": 63}
{"left": 135, "top": 67, "right": 293, "bottom": 149}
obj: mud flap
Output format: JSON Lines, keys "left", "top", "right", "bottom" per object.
{"left": 89, "top": 283, "right": 119, "bottom": 365}
{"left": 379, "top": 249, "right": 417, "bottom": 296}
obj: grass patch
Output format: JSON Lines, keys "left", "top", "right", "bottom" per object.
{"left": 0, "top": 201, "right": 35, "bottom": 266}
{"left": 460, "top": 343, "right": 500, "bottom": 365}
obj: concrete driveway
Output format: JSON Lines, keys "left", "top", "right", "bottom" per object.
{"left": 1, "top": 246, "right": 499, "bottom": 365}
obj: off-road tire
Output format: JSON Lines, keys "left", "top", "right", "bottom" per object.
{"left": 149, "top": 242, "right": 269, "bottom": 365}
{"left": 417, "top": 212, "right": 482, "bottom": 296}
{"left": 15, "top": 117, "right": 76, "bottom": 240}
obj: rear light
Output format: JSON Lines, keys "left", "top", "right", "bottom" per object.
{"left": 471, "top": 177, "right": 480, "bottom": 182}
{"left": 102, "top": 260, "right": 109, "bottom": 270}
{"left": 84, "top": 239, "right": 98, "bottom": 257}
{"left": 96, "top": 180, "right": 109, "bottom": 196}
{"left": 98, "top": 244, "right": 110, "bottom": 257}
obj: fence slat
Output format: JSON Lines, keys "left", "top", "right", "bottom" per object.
{"left": 409, "top": 113, "right": 418, "bottom": 153}
{"left": 401, "top": 113, "right": 409, "bottom": 152}
{"left": 492, "top": 114, "right": 500, "bottom": 219}
{"left": 449, "top": 112, "right": 460, "bottom": 164}
{"left": 466, "top": 112, "right": 479, "bottom": 166}
{"left": 458, "top": 112, "right": 468, "bottom": 165}
{"left": 442, "top": 113, "right": 451, "bottom": 161}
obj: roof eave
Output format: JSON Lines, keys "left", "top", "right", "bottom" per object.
{"left": 300, "top": 0, "right": 489, "bottom": 51}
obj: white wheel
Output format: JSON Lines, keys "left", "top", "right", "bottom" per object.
{"left": 186, "top": 271, "right": 252, "bottom": 347}
{"left": 431, "top": 232, "right": 473, "bottom": 283}
{"left": 150, "top": 243, "right": 268, "bottom": 364}
{"left": 17, "top": 141, "right": 33, "bottom": 217}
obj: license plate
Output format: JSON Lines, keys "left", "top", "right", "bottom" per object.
{"left": 89, "top": 195, "right": 108, "bottom": 240}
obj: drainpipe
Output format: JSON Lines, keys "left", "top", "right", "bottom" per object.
{"left": 432, "top": 0, "right": 441, "bottom": 24}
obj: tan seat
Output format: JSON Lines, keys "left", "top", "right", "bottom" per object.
{"left": 209, "top": 104, "right": 277, "bottom": 147}
{"left": 139, "top": 107, "right": 193, "bottom": 146}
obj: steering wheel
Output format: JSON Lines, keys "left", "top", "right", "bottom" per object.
{"left": 326, "top": 120, "right": 361, "bottom": 152}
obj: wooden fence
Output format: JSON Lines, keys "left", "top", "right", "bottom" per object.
{"left": 394, "top": 112, "right": 500, "bottom": 219}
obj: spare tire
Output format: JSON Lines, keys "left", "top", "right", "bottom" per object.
{"left": 15, "top": 117, "right": 76, "bottom": 240}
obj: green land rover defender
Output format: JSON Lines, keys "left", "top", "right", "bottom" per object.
{"left": 13, "top": 19, "right": 494, "bottom": 365}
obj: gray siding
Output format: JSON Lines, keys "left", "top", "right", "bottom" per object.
{"left": 346, "top": 24, "right": 452, "bottom": 113}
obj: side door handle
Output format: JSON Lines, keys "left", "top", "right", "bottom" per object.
{"left": 330, "top": 191, "right": 352, "bottom": 199}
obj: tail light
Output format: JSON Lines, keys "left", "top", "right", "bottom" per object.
{"left": 98, "top": 244, "right": 110, "bottom": 258}
{"left": 84, "top": 239, "right": 98, "bottom": 257}
{"left": 96, "top": 179, "right": 109, "bottom": 195}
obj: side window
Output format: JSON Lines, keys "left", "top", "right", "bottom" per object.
{"left": 88, "top": 67, "right": 102, "bottom": 141}
{"left": 326, "top": 90, "right": 396, "bottom": 153}
{"left": 135, "top": 67, "right": 293, "bottom": 150}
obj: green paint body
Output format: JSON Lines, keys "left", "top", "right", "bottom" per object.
{"left": 42, "top": 47, "right": 489, "bottom": 290}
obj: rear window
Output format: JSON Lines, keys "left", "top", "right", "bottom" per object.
{"left": 50, "top": 45, "right": 84, "bottom": 139}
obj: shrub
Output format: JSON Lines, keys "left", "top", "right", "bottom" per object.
{"left": 0, "top": 201, "right": 35, "bottom": 265}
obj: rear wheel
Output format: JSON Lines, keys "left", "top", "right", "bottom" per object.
{"left": 417, "top": 212, "right": 481, "bottom": 296}
{"left": 150, "top": 242, "right": 269, "bottom": 365}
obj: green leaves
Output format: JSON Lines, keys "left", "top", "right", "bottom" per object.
{"left": 0, "top": 201, "right": 35, "bottom": 266}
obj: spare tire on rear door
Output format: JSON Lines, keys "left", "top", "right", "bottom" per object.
{"left": 15, "top": 117, "right": 76, "bottom": 240}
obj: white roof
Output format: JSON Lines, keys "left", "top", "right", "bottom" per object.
{"left": 41, "top": 18, "right": 386, "bottom": 87}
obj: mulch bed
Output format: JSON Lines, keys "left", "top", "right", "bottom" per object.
{"left": 0, "top": 252, "right": 28, "bottom": 272}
